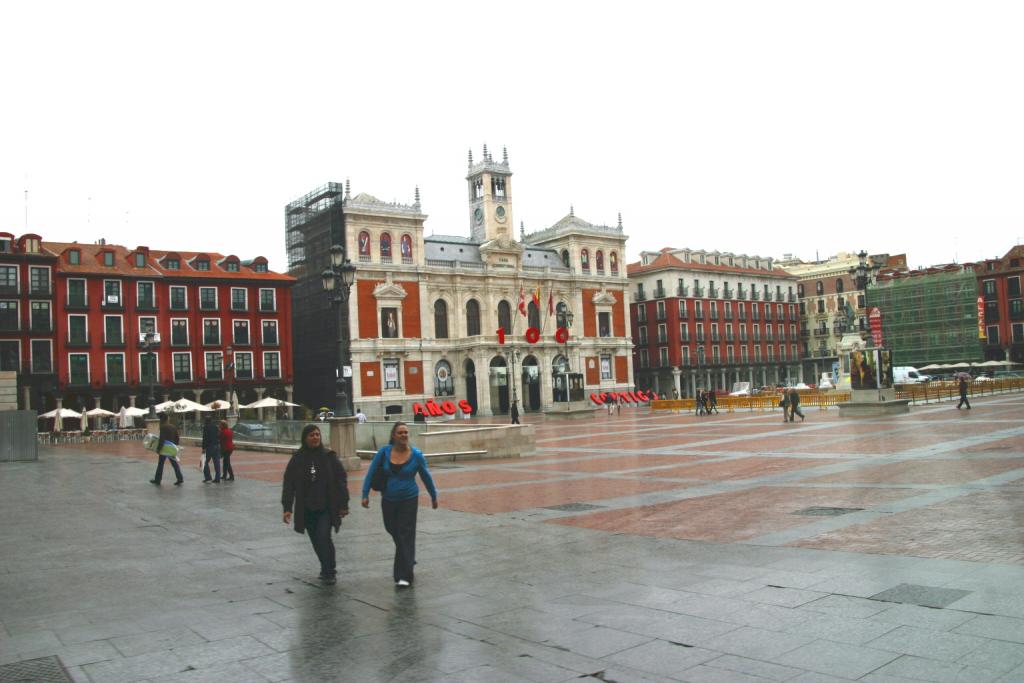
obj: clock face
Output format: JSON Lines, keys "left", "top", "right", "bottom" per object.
{"left": 495, "top": 205, "right": 506, "bottom": 222}
{"left": 474, "top": 207, "right": 483, "bottom": 223}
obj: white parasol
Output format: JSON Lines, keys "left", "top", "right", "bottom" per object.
{"left": 170, "top": 398, "right": 212, "bottom": 413}
{"left": 241, "top": 397, "right": 300, "bottom": 409}
{"left": 124, "top": 406, "right": 150, "bottom": 417}
{"left": 85, "top": 407, "right": 117, "bottom": 417}
{"left": 39, "top": 407, "right": 83, "bottom": 419}
{"left": 206, "top": 399, "right": 232, "bottom": 410}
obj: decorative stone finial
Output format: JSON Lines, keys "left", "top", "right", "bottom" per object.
{"left": 414, "top": 186, "right": 420, "bottom": 206}
{"left": 482, "top": 143, "right": 489, "bottom": 161}
{"left": 468, "top": 149, "right": 473, "bottom": 167}
{"left": 344, "top": 178, "right": 351, "bottom": 200}
{"left": 617, "top": 212, "right": 623, "bottom": 230}
{"left": 570, "top": 205, "right": 574, "bottom": 217}
{"left": 502, "top": 146, "right": 508, "bottom": 164}
{"left": 520, "top": 221, "right": 525, "bottom": 240}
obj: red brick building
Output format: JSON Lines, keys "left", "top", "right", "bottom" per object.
{"left": 3, "top": 235, "right": 294, "bottom": 413}
{"left": 628, "top": 248, "right": 800, "bottom": 397}
{"left": 0, "top": 233, "right": 58, "bottom": 408}
{"left": 974, "top": 245, "right": 1024, "bottom": 364}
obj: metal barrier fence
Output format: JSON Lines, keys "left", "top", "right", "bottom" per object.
{"left": 896, "top": 378, "right": 1024, "bottom": 404}
{"left": 652, "top": 391, "right": 852, "bottom": 414}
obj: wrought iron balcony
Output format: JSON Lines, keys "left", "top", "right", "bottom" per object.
{"left": 676, "top": 285, "right": 689, "bottom": 297}
{"left": 653, "top": 287, "right": 666, "bottom": 299}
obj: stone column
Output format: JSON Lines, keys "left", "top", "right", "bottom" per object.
{"left": 285, "top": 385, "right": 295, "bottom": 420}
{"left": 476, "top": 353, "right": 492, "bottom": 417}
{"left": 129, "top": 395, "right": 136, "bottom": 408}
{"left": 256, "top": 387, "right": 266, "bottom": 422}
{"left": 327, "top": 416, "right": 361, "bottom": 471}
{"left": 21, "top": 385, "right": 30, "bottom": 411}
{"left": 672, "top": 368, "right": 681, "bottom": 398}
{"left": 539, "top": 349, "right": 554, "bottom": 412}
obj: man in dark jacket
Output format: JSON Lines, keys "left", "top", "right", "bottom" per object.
{"left": 788, "top": 388, "right": 805, "bottom": 422}
{"left": 957, "top": 376, "right": 971, "bottom": 410}
{"left": 283, "top": 425, "right": 350, "bottom": 584}
{"left": 201, "top": 416, "right": 222, "bottom": 483}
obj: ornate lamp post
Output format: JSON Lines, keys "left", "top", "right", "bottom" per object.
{"left": 563, "top": 309, "right": 574, "bottom": 411}
{"left": 225, "top": 345, "right": 236, "bottom": 420}
{"left": 142, "top": 331, "right": 157, "bottom": 417}
{"left": 321, "top": 244, "right": 357, "bottom": 417}
{"left": 849, "top": 250, "right": 881, "bottom": 335}
{"left": 507, "top": 346, "right": 521, "bottom": 415}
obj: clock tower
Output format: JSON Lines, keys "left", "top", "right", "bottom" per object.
{"left": 467, "top": 144, "right": 514, "bottom": 243}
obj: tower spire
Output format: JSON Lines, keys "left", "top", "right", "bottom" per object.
{"left": 570, "top": 205, "right": 574, "bottom": 217}
{"left": 344, "top": 178, "right": 351, "bottom": 200}
{"left": 482, "top": 143, "right": 489, "bottom": 162}
{"left": 502, "top": 146, "right": 508, "bottom": 164}
{"left": 468, "top": 149, "right": 473, "bottom": 167}
{"left": 414, "top": 186, "right": 420, "bottom": 207}
{"left": 617, "top": 212, "right": 623, "bottom": 230}
{"left": 520, "top": 220, "right": 525, "bottom": 241}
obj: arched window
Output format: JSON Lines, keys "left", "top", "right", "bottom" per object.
{"left": 434, "top": 299, "right": 449, "bottom": 339}
{"left": 581, "top": 249, "right": 590, "bottom": 271}
{"left": 400, "top": 234, "right": 413, "bottom": 262}
{"left": 815, "top": 281, "right": 824, "bottom": 295}
{"left": 596, "top": 250, "right": 604, "bottom": 272}
{"left": 358, "top": 231, "right": 371, "bottom": 258}
{"left": 610, "top": 251, "right": 619, "bottom": 273}
{"left": 497, "top": 300, "right": 512, "bottom": 334}
{"left": 556, "top": 301, "right": 568, "bottom": 329}
{"left": 434, "top": 360, "right": 454, "bottom": 396}
{"left": 466, "top": 299, "right": 481, "bottom": 336}
{"left": 561, "top": 249, "right": 569, "bottom": 267}
{"left": 380, "top": 233, "right": 392, "bottom": 260}
{"left": 835, "top": 278, "right": 844, "bottom": 293}
{"left": 528, "top": 300, "right": 540, "bottom": 329}
{"left": 798, "top": 283, "right": 804, "bottom": 297}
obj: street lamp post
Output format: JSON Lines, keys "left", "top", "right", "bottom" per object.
{"left": 563, "top": 310, "right": 574, "bottom": 411}
{"left": 322, "top": 244, "right": 357, "bottom": 418}
{"left": 507, "top": 346, "right": 520, "bottom": 417}
{"left": 225, "top": 345, "right": 236, "bottom": 420}
{"left": 849, "top": 250, "right": 881, "bottom": 338}
{"left": 142, "top": 331, "right": 157, "bottom": 417}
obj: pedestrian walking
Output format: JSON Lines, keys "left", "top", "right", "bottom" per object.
{"left": 355, "top": 407, "right": 368, "bottom": 424}
{"left": 201, "top": 416, "right": 222, "bottom": 483}
{"left": 957, "top": 376, "right": 972, "bottom": 410}
{"left": 219, "top": 420, "right": 235, "bottom": 481}
{"left": 150, "top": 414, "right": 183, "bottom": 485}
{"left": 708, "top": 389, "right": 719, "bottom": 415}
{"left": 510, "top": 400, "right": 520, "bottom": 424}
{"left": 361, "top": 422, "right": 438, "bottom": 587}
{"left": 695, "top": 389, "right": 704, "bottom": 416}
{"left": 788, "top": 388, "right": 805, "bottom": 422}
{"left": 780, "top": 391, "right": 790, "bottom": 423}
{"left": 282, "top": 424, "right": 350, "bottom": 585}
{"left": 616, "top": 395, "right": 622, "bottom": 415}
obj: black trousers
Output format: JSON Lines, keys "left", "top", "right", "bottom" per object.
{"left": 304, "top": 509, "right": 336, "bottom": 576}
{"left": 381, "top": 497, "right": 418, "bottom": 583}
{"left": 958, "top": 394, "right": 971, "bottom": 409}
{"left": 222, "top": 451, "right": 234, "bottom": 479}
{"left": 202, "top": 449, "right": 222, "bottom": 481}
{"left": 153, "top": 455, "right": 183, "bottom": 483}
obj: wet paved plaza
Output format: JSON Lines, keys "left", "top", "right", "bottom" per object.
{"left": 5, "top": 395, "right": 1024, "bottom": 681}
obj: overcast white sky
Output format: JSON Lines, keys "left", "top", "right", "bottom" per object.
{"left": 3, "top": 1, "right": 1022, "bottom": 272}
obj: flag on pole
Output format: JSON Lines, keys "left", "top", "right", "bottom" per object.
{"left": 518, "top": 288, "right": 527, "bottom": 316}
{"left": 547, "top": 288, "right": 554, "bottom": 316}
{"left": 532, "top": 285, "right": 541, "bottom": 309}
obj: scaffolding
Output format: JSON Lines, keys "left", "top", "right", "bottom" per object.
{"left": 866, "top": 267, "right": 982, "bottom": 366}
{"left": 285, "top": 182, "right": 346, "bottom": 271}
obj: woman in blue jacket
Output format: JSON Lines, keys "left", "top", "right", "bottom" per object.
{"left": 361, "top": 421, "right": 438, "bottom": 587}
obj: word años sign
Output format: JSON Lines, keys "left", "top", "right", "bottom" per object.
{"left": 412, "top": 399, "right": 474, "bottom": 417}
{"left": 589, "top": 390, "right": 652, "bottom": 406}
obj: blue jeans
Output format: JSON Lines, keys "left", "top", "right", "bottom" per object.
{"left": 203, "top": 449, "right": 222, "bottom": 481}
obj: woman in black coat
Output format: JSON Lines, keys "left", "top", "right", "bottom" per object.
{"left": 282, "top": 425, "right": 350, "bottom": 584}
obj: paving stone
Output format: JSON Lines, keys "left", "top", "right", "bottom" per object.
{"left": 701, "top": 653, "right": 806, "bottom": 681}
{"left": 868, "top": 604, "right": 976, "bottom": 632}
{"left": 81, "top": 650, "right": 185, "bottom": 683}
{"left": 773, "top": 639, "right": 900, "bottom": 680}
{"left": 604, "top": 639, "right": 721, "bottom": 678}
{"left": 670, "top": 663, "right": 779, "bottom": 682}
{"left": 0, "top": 630, "right": 61, "bottom": 657}
{"left": 870, "top": 584, "right": 973, "bottom": 609}
{"left": 110, "top": 627, "right": 207, "bottom": 657}
{"left": 801, "top": 594, "right": 891, "bottom": 619}
{"left": 743, "top": 586, "right": 829, "bottom": 609}
{"left": 957, "top": 638, "right": 1024, "bottom": 673}
{"left": 541, "top": 626, "right": 653, "bottom": 659}
{"left": 954, "top": 614, "right": 1024, "bottom": 643}
{"left": 14, "top": 639, "right": 121, "bottom": 667}
{"left": 697, "top": 626, "right": 815, "bottom": 660}
{"left": 870, "top": 654, "right": 1002, "bottom": 682}
{"left": 865, "top": 625, "right": 988, "bottom": 662}
{"left": 783, "top": 611, "right": 899, "bottom": 646}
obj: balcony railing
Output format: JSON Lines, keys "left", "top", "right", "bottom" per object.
{"left": 657, "top": 333, "right": 668, "bottom": 343}
{"left": 764, "top": 292, "right": 774, "bottom": 302}
{"left": 0, "top": 284, "right": 18, "bottom": 296}
{"left": 29, "top": 283, "right": 51, "bottom": 296}
{"left": 722, "top": 288, "right": 733, "bottom": 299}
{"left": 676, "top": 285, "right": 689, "bottom": 297}
{"left": 736, "top": 287, "right": 747, "bottom": 299}
{"left": 750, "top": 290, "right": 760, "bottom": 300}
{"left": 653, "top": 287, "right": 666, "bottom": 299}
{"left": 656, "top": 311, "right": 667, "bottom": 321}
{"left": 709, "top": 312, "right": 719, "bottom": 321}
{"left": 693, "top": 286, "right": 705, "bottom": 297}
{"left": 633, "top": 292, "right": 647, "bottom": 302}
{"left": 696, "top": 334, "right": 706, "bottom": 343}
{"left": 814, "top": 329, "right": 829, "bottom": 336}
{"left": 708, "top": 287, "right": 719, "bottom": 298}
{"left": 788, "top": 293, "right": 797, "bottom": 303}
{"left": 711, "top": 333, "right": 720, "bottom": 342}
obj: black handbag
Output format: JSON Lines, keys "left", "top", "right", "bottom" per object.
{"left": 370, "top": 461, "right": 389, "bottom": 492}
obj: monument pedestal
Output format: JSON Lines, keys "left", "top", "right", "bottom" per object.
{"left": 838, "top": 388, "right": 910, "bottom": 417}
{"left": 327, "top": 416, "right": 362, "bottom": 471}
{"left": 544, "top": 401, "right": 598, "bottom": 420}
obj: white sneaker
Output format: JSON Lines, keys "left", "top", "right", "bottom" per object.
{"left": 396, "top": 580, "right": 410, "bottom": 587}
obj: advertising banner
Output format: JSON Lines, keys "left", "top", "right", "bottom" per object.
{"left": 977, "top": 296, "right": 986, "bottom": 339}
{"left": 868, "top": 307, "right": 884, "bottom": 347}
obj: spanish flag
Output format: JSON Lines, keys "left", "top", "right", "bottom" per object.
{"left": 532, "top": 285, "right": 542, "bottom": 309}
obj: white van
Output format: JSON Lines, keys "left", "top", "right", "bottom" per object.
{"left": 893, "top": 366, "right": 929, "bottom": 384}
